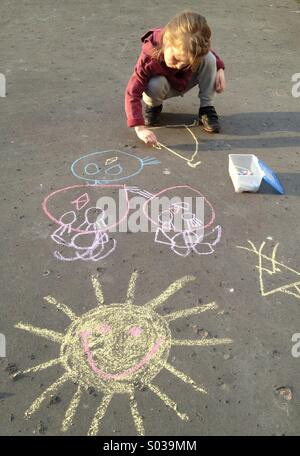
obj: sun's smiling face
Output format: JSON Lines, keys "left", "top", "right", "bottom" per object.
{"left": 61, "top": 305, "right": 172, "bottom": 394}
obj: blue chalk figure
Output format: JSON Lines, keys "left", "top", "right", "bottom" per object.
{"left": 71, "top": 150, "right": 160, "bottom": 184}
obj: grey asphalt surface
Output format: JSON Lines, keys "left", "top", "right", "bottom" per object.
{"left": 0, "top": 0, "right": 300, "bottom": 436}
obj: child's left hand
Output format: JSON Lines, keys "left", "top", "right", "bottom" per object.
{"left": 215, "top": 69, "right": 226, "bottom": 93}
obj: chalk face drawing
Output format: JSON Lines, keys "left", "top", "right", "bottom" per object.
{"left": 15, "top": 273, "right": 232, "bottom": 436}
{"left": 143, "top": 186, "right": 222, "bottom": 257}
{"left": 237, "top": 240, "right": 300, "bottom": 300}
{"left": 71, "top": 150, "right": 160, "bottom": 184}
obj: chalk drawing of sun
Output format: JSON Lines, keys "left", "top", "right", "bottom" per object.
{"left": 15, "top": 273, "right": 232, "bottom": 436}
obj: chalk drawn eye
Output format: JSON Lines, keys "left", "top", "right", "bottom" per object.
{"left": 105, "top": 164, "right": 123, "bottom": 176}
{"left": 129, "top": 327, "right": 143, "bottom": 337}
{"left": 84, "top": 163, "right": 101, "bottom": 176}
{"left": 105, "top": 157, "right": 118, "bottom": 166}
{"left": 97, "top": 324, "right": 111, "bottom": 335}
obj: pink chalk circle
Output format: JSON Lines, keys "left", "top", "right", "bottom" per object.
{"left": 129, "top": 327, "right": 143, "bottom": 337}
{"left": 42, "top": 184, "right": 130, "bottom": 234}
{"left": 143, "top": 185, "right": 216, "bottom": 230}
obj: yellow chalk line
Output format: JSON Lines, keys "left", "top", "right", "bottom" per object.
{"left": 129, "top": 391, "right": 145, "bottom": 436}
{"left": 238, "top": 241, "right": 300, "bottom": 299}
{"left": 15, "top": 358, "right": 62, "bottom": 378}
{"left": 15, "top": 322, "right": 63, "bottom": 344}
{"left": 152, "top": 124, "right": 201, "bottom": 168}
{"left": 62, "top": 386, "right": 82, "bottom": 432}
{"left": 163, "top": 362, "right": 207, "bottom": 395}
{"left": 126, "top": 271, "right": 139, "bottom": 305}
{"left": 148, "top": 383, "right": 189, "bottom": 422}
{"left": 165, "top": 302, "right": 218, "bottom": 322}
{"left": 91, "top": 275, "right": 105, "bottom": 306}
{"left": 144, "top": 275, "right": 196, "bottom": 310}
{"left": 88, "top": 393, "right": 113, "bottom": 436}
{"left": 172, "top": 338, "right": 233, "bottom": 347}
{"left": 25, "top": 373, "right": 70, "bottom": 418}
{"left": 44, "top": 295, "right": 78, "bottom": 321}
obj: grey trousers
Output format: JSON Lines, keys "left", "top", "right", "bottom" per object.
{"left": 142, "top": 51, "right": 217, "bottom": 108}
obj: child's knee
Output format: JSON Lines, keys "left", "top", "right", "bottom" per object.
{"left": 146, "top": 76, "right": 171, "bottom": 98}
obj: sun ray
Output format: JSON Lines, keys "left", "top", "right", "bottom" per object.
{"left": 91, "top": 275, "right": 105, "bottom": 306}
{"left": 129, "top": 391, "right": 145, "bottom": 436}
{"left": 148, "top": 383, "right": 189, "bottom": 422}
{"left": 144, "top": 276, "right": 195, "bottom": 310}
{"left": 88, "top": 393, "right": 113, "bottom": 436}
{"left": 43, "top": 296, "right": 78, "bottom": 321}
{"left": 162, "top": 362, "right": 207, "bottom": 395}
{"left": 126, "top": 271, "right": 139, "bottom": 305}
{"left": 172, "top": 338, "right": 233, "bottom": 347}
{"left": 62, "top": 386, "right": 82, "bottom": 432}
{"left": 25, "top": 373, "right": 70, "bottom": 418}
{"left": 164, "top": 302, "right": 218, "bottom": 323}
{"left": 14, "top": 358, "right": 62, "bottom": 378}
{"left": 15, "top": 322, "right": 63, "bottom": 344}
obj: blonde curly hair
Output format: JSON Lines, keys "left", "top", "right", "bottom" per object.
{"left": 153, "top": 11, "right": 212, "bottom": 72}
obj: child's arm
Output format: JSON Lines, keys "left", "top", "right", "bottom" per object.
{"left": 211, "top": 49, "right": 225, "bottom": 71}
{"left": 125, "top": 54, "right": 158, "bottom": 145}
{"left": 211, "top": 49, "right": 226, "bottom": 93}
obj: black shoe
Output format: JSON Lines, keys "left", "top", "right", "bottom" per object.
{"left": 144, "top": 104, "right": 163, "bottom": 126}
{"left": 199, "top": 106, "right": 220, "bottom": 133}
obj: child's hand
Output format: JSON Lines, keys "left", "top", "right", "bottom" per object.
{"left": 135, "top": 126, "right": 158, "bottom": 145}
{"left": 215, "top": 69, "right": 226, "bottom": 93}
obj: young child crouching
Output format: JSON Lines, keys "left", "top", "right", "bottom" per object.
{"left": 125, "top": 11, "right": 226, "bottom": 145}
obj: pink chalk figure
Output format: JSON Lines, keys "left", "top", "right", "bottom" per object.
{"left": 155, "top": 203, "right": 222, "bottom": 257}
{"left": 142, "top": 185, "right": 222, "bottom": 257}
{"left": 51, "top": 207, "right": 116, "bottom": 262}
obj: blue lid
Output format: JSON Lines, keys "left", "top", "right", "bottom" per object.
{"left": 258, "top": 160, "right": 284, "bottom": 194}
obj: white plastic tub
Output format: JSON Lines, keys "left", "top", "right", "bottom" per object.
{"left": 229, "top": 154, "right": 265, "bottom": 193}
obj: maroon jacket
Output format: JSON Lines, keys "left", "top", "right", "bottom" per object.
{"left": 125, "top": 28, "right": 225, "bottom": 128}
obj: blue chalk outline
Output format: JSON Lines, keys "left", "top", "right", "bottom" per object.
{"left": 71, "top": 150, "right": 160, "bottom": 184}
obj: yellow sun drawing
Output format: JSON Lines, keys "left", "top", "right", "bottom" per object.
{"left": 15, "top": 273, "right": 232, "bottom": 436}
